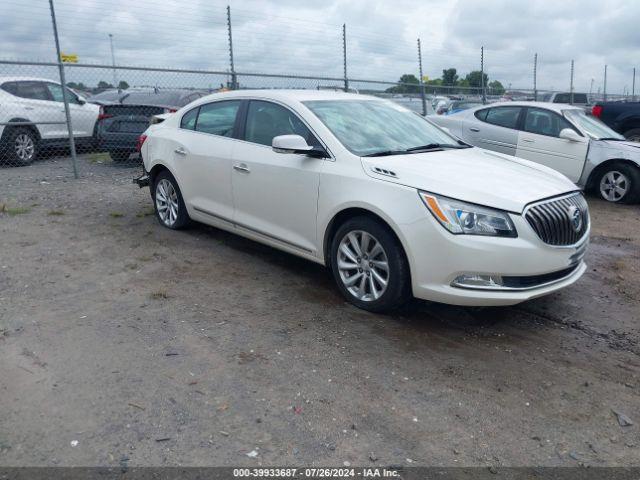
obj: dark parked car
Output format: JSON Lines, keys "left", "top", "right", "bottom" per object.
{"left": 444, "top": 100, "right": 482, "bottom": 115}
{"left": 96, "top": 89, "right": 208, "bottom": 162}
{"left": 591, "top": 102, "right": 640, "bottom": 142}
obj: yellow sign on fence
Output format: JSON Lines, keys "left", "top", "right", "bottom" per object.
{"left": 60, "top": 53, "right": 78, "bottom": 63}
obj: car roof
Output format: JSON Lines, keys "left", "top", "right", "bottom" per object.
{"left": 0, "top": 76, "right": 60, "bottom": 84}
{"left": 471, "top": 101, "right": 585, "bottom": 113}
{"left": 195, "top": 89, "right": 380, "bottom": 104}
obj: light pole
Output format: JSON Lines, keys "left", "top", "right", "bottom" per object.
{"left": 109, "top": 33, "right": 118, "bottom": 90}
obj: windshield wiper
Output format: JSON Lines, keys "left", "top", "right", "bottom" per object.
{"left": 598, "top": 137, "right": 626, "bottom": 141}
{"left": 363, "top": 142, "right": 471, "bottom": 157}
{"left": 405, "top": 143, "right": 468, "bottom": 152}
{"left": 362, "top": 150, "right": 408, "bottom": 157}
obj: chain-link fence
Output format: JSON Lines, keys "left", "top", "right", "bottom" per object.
{"left": 1, "top": 0, "right": 637, "bottom": 176}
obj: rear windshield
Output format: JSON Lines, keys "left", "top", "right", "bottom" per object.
{"left": 554, "top": 93, "right": 588, "bottom": 104}
{"left": 121, "top": 91, "right": 185, "bottom": 107}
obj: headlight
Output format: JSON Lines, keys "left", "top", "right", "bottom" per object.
{"left": 419, "top": 191, "right": 517, "bottom": 237}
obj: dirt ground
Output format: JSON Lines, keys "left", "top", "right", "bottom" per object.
{"left": 1, "top": 156, "right": 639, "bottom": 468}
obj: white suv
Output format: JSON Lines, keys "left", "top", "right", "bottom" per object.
{"left": 0, "top": 77, "right": 99, "bottom": 165}
{"left": 138, "top": 90, "right": 589, "bottom": 312}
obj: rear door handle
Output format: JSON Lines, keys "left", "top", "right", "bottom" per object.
{"left": 233, "top": 163, "right": 250, "bottom": 173}
{"left": 469, "top": 127, "right": 480, "bottom": 132}
{"left": 522, "top": 138, "right": 535, "bottom": 143}
{"left": 174, "top": 147, "right": 187, "bottom": 155}
{"left": 24, "top": 106, "right": 34, "bottom": 111}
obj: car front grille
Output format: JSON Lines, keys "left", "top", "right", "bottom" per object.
{"left": 525, "top": 193, "right": 589, "bottom": 246}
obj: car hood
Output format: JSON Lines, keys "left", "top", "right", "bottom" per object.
{"left": 361, "top": 147, "right": 578, "bottom": 213}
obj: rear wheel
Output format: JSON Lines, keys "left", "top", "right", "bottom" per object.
{"left": 330, "top": 216, "right": 410, "bottom": 312}
{"left": 152, "top": 170, "right": 190, "bottom": 229}
{"left": 623, "top": 128, "right": 640, "bottom": 142}
{"left": 4, "top": 127, "right": 39, "bottom": 165}
{"left": 597, "top": 163, "right": 640, "bottom": 204}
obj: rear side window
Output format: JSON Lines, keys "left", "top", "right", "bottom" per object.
{"left": 180, "top": 107, "right": 198, "bottom": 130}
{"left": 13, "top": 81, "right": 51, "bottom": 101}
{"left": 523, "top": 107, "right": 575, "bottom": 137}
{"left": 1, "top": 82, "right": 18, "bottom": 95}
{"left": 484, "top": 106, "right": 522, "bottom": 129}
{"left": 244, "top": 100, "right": 315, "bottom": 147}
{"left": 195, "top": 100, "right": 241, "bottom": 137}
{"left": 474, "top": 108, "right": 489, "bottom": 121}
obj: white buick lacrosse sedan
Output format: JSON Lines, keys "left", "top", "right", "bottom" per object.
{"left": 136, "top": 90, "right": 589, "bottom": 312}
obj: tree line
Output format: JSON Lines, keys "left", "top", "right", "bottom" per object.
{"left": 387, "top": 68, "right": 505, "bottom": 95}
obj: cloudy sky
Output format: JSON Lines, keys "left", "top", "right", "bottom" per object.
{"left": 1, "top": 0, "right": 638, "bottom": 93}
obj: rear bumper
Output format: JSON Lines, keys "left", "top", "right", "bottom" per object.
{"left": 134, "top": 167, "right": 150, "bottom": 188}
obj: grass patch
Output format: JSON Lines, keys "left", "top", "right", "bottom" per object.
{"left": 87, "top": 152, "right": 111, "bottom": 164}
{"left": 150, "top": 290, "right": 169, "bottom": 300}
{"left": 5, "top": 206, "right": 31, "bottom": 216}
{"left": 136, "top": 207, "right": 155, "bottom": 218}
{"left": 48, "top": 210, "right": 65, "bottom": 216}
{"left": 109, "top": 212, "right": 125, "bottom": 218}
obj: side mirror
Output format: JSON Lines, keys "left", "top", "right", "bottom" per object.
{"left": 559, "top": 128, "right": 583, "bottom": 142}
{"left": 272, "top": 134, "right": 327, "bottom": 158}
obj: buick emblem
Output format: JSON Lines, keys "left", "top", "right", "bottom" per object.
{"left": 567, "top": 205, "right": 582, "bottom": 232}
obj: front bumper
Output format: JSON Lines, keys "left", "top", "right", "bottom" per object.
{"left": 404, "top": 211, "right": 589, "bottom": 306}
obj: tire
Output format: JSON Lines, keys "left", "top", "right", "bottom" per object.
{"left": 3, "top": 127, "right": 39, "bottom": 166}
{"left": 596, "top": 162, "right": 640, "bottom": 204}
{"left": 152, "top": 170, "right": 190, "bottom": 229}
{"left": 329, "top": 216, "right": 410, "bottom": 313}
{"left": 109, "top": 150, "right": 132, "bottom": 162}
{"left": 623, "top": 128, "right": 640, "bottom": 142}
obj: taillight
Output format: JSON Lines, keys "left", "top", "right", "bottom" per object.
{"left": 592, "top": 105, "right": 603, "bottom": 118}
{"left": 97, "top": 105, "right": 112, "bottom": 120}
{"left": 166, "top": 108, "right": 177, "bottom": 113}
{"left": 136, "top": 134, "right": 148, "bottom": 152}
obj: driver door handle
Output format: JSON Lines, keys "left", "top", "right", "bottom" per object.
{"left": 174, "top": 147, "right": 187, "bottom": 155}
{"left": 469, "top": 127, "right": 480, "bottom": 132}
{"left": 233, "top": 163, "right": 250, "bottom": 173}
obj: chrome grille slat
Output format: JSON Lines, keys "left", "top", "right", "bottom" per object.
{"left": 525, "top": 193, "right": 589, "bottom": 246}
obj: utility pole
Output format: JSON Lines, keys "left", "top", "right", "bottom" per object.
{"left": 533, "top": 53, "right": 538, "bottom": 101}
{"left": 589, "top": 78, "right": 594, "bottom": 103}
{"left": 342, "top": 24, "right": 348, "bottom": 92}
{"left": 48, "top": 0, "right": 78, "bottom": 179}
{"left": 109, "top": 34, "right": 118, "bottom": 90}
{"left": 480, "top": 46, "right": 486, "bottom": 104}
{"left": 417, "top": 38, "right": 427, "bottom": 116}
{"left": 226, "top": 5, "right": 237, "bottom": 90}
{"left": 633, "top": 67, "right": 636, "bottom": 101}
{"left": 603, "top": 64, "right": 608, "bottom": 102}
{"left": 569, "top": 59, "right": 574, "bottom": 104}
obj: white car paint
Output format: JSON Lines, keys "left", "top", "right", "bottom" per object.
{"left": 430, "top": 101, "right": 640, "bottom": 191}
{"left": 0, "top": 76, "right": 99, "bottom": 140}
{"left": 141, "top": 91, "right": 589, "bottom": 308}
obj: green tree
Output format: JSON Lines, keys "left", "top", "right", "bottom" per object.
{"left": 441, "top": 68, "right": 458, "bottom": 87}
{"left": 118, "top": 80, "right": 130, "bottom": 90}
{"left": 464, "top": 71, "right": 489, "bottom": 89}
{"left": 488, "top": 80, "right": 505, "bottom": 95}
{"left": 385, "top": 74, "right": 421, "bottom": 94}
{"left": 97, "top": 80, "right": 113, "bottom": 90}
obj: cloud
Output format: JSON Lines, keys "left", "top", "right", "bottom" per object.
{"left": 0, "top": 0, "right": 637, "bottom": 93}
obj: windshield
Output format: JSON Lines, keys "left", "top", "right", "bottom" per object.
{"left": 303, "top": 99, "right": 460, "bottom": 156}
{"left": 563, "top": 109, "right": 624, "bottom": 140}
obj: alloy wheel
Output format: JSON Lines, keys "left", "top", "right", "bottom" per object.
{"left": 337, "top": 230, "right": 389, "bottom": 301}
{"left": 15, "top": 134, "right": 35, "bottom": 161}
{"left": 155, "top": 178, "right": 179, "bottom": 226}
{"left": 600, "top": 170, "right": 629, "bottom": 202}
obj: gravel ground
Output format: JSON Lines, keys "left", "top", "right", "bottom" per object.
{"left": 0, "top": 156, "right": 639, "bottom": 468}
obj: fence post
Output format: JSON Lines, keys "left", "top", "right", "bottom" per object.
{"left": 569, "top": 60, "right": 574, "bottom": 105}
{"left": 480, "top": 46, "right": 486, "bottom": 104}
{"left": 417, "top": 38, "right": 427, "bottom": 116}
{"left": 342, "top": 24, "right": 348, "bottom": 92}
{"left": 603, "top": 64, "right": 608, "bottom": 102}
{"left": 226, "top": 5, "right": 237, "bottom": 90}
{"left": 48, "top": 0, "right": 78, "bottom": 179}
{"left": 533, "top": 53, "right": 537, "bottom": 101}
{"left": 109, "top": 33, "right": 118, "bottom": 89}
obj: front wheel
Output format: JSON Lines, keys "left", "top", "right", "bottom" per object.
{"left": 597, "top": 163, "right": 640, "bottom": 204}
{"left": 152, "top": 171, "right": 190, "bottom": 229}
{"left": 330, "top": 216, "right": 410, "bottom": 312}
{"left": 623, "top": 128, "right": 640, "bottom": 142}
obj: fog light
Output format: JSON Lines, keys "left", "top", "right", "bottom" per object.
{"left": 452, "top": 274, "right": 504, "bottom": 289}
